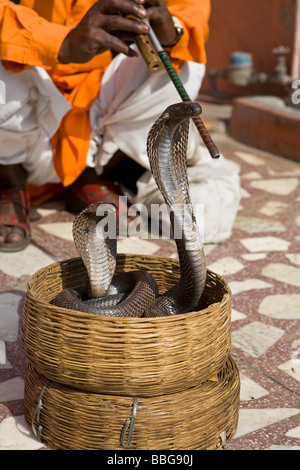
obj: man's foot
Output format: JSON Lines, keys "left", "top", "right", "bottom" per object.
{"left": 65, "top": 154, "right": 146, "bottom": 233}
{"left": 65, "top": 168, "right": 132, "bottom": 233}
{"left": 65, "top": 168, "right": 123, "bottom": 214}
{"left": 0, "top": 164, "right": 30, "bottom": 252}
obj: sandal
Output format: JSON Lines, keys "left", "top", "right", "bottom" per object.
{"left": 66, "top": 181, "right": 122, "bottom": 212}
{"left": 0, "top": 188, "right": 31, "bottom": 252}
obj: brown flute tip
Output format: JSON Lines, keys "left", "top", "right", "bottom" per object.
{"left": 192, "top": 115, "right": 220, "bottom": 159}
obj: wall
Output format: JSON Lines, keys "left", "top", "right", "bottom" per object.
{"left": 202, "top": 0, "right": 300, "bottom": 96}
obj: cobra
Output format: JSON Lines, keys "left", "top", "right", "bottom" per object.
{"left": 53, "top": 102, "right": 207, "bottom": 317}
{"left": 144, "top": 101, "right": 206, "bottom": 316}
{"left": 53, "top": 202, "right": 158, "bottom": 316}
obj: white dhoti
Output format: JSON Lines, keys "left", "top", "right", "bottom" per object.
{"left": 0, "top": 51, "right": 240, "bottom": 242}
{"left": 0, "top": 63, "right": 71, "bottom": 184}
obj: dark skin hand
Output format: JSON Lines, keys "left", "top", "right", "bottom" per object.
{"left": 143, "top": 0, "right": 177, "bottom": 46}
{"left": 58, "top": 0, "right": 177, "bottom": 64}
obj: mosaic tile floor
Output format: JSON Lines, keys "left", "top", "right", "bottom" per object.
{"left": 0, "top": 102, "right": 300, "bottom": 451}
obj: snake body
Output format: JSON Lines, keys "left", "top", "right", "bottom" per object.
{"left": 144, "top": 102, "right": 206, "bottom": 316}
{"left": 53, "top": 102, "right": 207, "bottom": 317}
{"left": 53, "top": 203, "right": 158, "bottom": 316}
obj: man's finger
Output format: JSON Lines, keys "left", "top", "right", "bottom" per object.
{"left": 94, "top": 29, "right": 138, "bottom": 57}
{"left": 101, "top": 15, "right": 149, "bottom": 34}
{"left": 97, "top": 0, "right": 147, "bottom": 19}
{"left": 145, "top": 6, "right": 165, "bottom": 21}
{"left": 144, "top": 0, "right": 166, "bottom": 7}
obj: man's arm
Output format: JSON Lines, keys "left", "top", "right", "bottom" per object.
{"left": 0, "top": 0, "right": 152, "bottom": 69}
{"left": 0, "top": 0, "right": 72, "bottom": 69}
{"left": 0, "top": 0, "right": 210, "bottom": 71}
{"left": 164, "top": 0, "right": 211, "bottom": 65}
{"left": 132, "top": 0, "right": 211, "bottom": 69}
{"left": 58, "top": 0, "right": 150, "bottom": 64}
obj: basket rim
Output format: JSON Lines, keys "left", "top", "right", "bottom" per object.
{"left": 26, "top": 254, "right": 231, "bottom": 323}
{"left": 22, "top": 253, "right": 232, "bottom": 397}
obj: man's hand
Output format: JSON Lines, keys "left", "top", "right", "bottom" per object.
{"left": 144, "top": 0, "right": 177, "bottom": 47}
{"left": 58, "top": 0, "right": 150, "bottom": 64}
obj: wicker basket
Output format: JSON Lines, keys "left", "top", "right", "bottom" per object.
{"left": 22, "top": 254, "right": 232, "bottom": 397}
{"left": 24, "top": 355, "right": 240, "bottom": 450}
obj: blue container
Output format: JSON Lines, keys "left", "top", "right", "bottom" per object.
{"left": 230, "top": 51, "right": 253, "bottom": 67}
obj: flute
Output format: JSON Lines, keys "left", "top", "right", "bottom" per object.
{"left": 132, "top": 17, "right": 220, "bottom": 159}
{"left": 127, "top": 14, "right": 162, "bottom": 73}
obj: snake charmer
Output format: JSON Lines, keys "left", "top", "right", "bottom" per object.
{"left": 0, "top": 0, "right": 240, "bottom": 252}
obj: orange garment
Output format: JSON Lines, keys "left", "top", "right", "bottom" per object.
{"left": 0, "top": 0, "right": 210, "bottom": 187}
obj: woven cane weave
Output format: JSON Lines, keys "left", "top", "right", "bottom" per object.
{"left": 22, "top": 254, "right": 232, "bottom": 397}
{"left": 24, "top": 355, "right": 240, "bottom": 450}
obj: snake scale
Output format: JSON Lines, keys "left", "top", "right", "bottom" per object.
{"left": 53, "top": 102, "right": 207, "bottom": 317}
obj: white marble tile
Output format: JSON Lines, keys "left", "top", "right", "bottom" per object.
{"left": 286, "top": 426, "right": 300, "bottom": 439}
{"left": 260, "top": 201, "right": 288, "bottom": 216}
{"left": 266, "top": 445, "right": 300, "bottom": 450}
{"left": 39, "top": 222, "right": 74, "bottom": 241}
{"left": 231, "top": 308, "right": 247, "bottom": 322}
{"left": 285, "top": 254, "right": 300, "bottom": 266}
{"left": 258, "top": 294, "right": 300, "bottom": 320}
{"left": 234, "top": 408, "right": 300, "bottom": 439}
{"left": 0, "top": 340, "right": 5, "bottom": 365}
{"left": 240, "top": 188, "right": 252, "bottom": 199}
{"left": 241, "top": 171, "right": 262, "bottom": 180}
{"left": 250, "top": 178, "right": 299, "bottom": 196}
{"left": 242, "top": 253, "right": 267, "bottom": 261}
{"left": 117, "top": 238, "right": 159, "bottom": 255}
{"left": 0, "top": 292, "right": 22, "bottom": 343}
{"left": 278, "top": 359, "right": 300, "bottom": 382}
{"left": 231, "top": 321, "right": 284, "bottom": 357}
{"left": 268, "top": 167, "right": 300, "bottom": 177}
{"left": 239, "top": 373, "right": 269, "bottom": 401}
{"left": 208, "top": 257, "right": 244, "bottom": 276}
{"left": 0, "top": 359, "right": 12, "bottom": 370}
{"left": 262, "top": 263, "right": 300, "bottom": 288}
{"left": 234, "top": 216, "right": 285, "bottom": 234}
{"left": 0, "top": 376, "right": 24, "bottom": 402}
{"left": 229, "top": 279, "right": 272, "bottom": 295}
{"left": 240, "top": 236, "right": 290, "bottom": 253}
{"left": 233, "top": 150, "right": 266, "bottom": 166}
{"left": 0, "top": 244, "right": 54, "bottom": 277}
{"left": 0, "top": 415, "right": 43, "bottom": 450}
